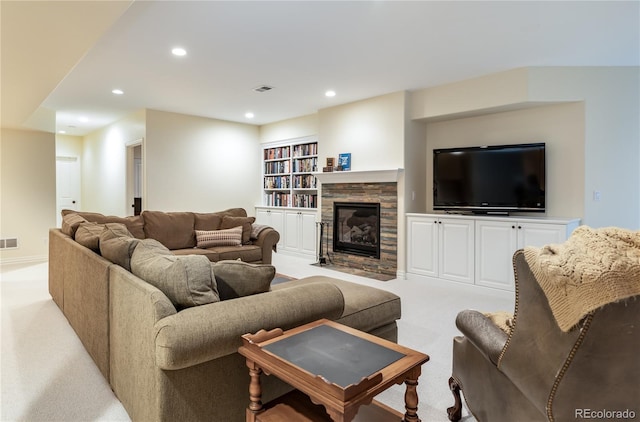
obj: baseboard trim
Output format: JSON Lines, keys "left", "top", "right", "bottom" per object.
{"left": 405, "top": 272, "right": 514, "bottom": 300}
{"left": 0, "top": 255, "right": 47, "bottom": 266}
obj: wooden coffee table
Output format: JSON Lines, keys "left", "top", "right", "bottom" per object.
{"left": 238, "top": 319, "right": 429, "bottom": 422}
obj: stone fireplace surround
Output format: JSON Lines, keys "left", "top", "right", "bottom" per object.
{"left": 317, "top": 170, "right": 400, "bottom": 278}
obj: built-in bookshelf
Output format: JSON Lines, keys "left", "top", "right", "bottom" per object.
{"left": 263, "top": 137, "right": 318, "bottom": 208}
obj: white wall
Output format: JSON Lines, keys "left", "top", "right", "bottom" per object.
{"left": 318, "top": 91, "right": 406, "bottom": 171}
{"left": 259, "top": 114, "right": 318, "bottom": 144}
{"left": 145, "top": 109, "right": 261, "bottom": 212}
{"left": 424, "top": 102, "right": 585, "bottom": 219}
{"left": 528, "top": 67, "right": 640, "bottom": 229}
{"left": 411, "top": 68, "right": 530, "bottom": 120}
{"left": 82, "top": 109, "right": 145, "bottom": 216}
{"left": 404, "top": 94, "right": 427, "bottom": 214}
{"left": 55, "top": 134, "right": 83, "bottom": 158}
{"left": 0, "top": 128, "right": 56, "bottom": 264}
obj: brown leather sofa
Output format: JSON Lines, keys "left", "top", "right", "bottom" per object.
{"left": 448, "top": 249, "right": 639, "bottom": 422}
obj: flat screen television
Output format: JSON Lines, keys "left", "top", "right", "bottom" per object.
{"left": 433, "top": 143, "right": 546, "bottom": 214}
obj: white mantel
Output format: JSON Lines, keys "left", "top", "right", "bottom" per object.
{"left": 314, "top": 169, "right": 403, "bottom": 184}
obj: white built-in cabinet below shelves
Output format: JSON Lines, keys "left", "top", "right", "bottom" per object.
{"left": 255, "top": 207, "right": 317, "bottom": 257}
{"left": 406, "top": 213, "right": 580, "bottom": 291}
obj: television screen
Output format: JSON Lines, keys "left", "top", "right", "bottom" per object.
{"left": 433, "top": 143, "right": 545, "bottom": 213}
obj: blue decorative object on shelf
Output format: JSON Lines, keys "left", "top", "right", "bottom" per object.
{"left": 338, "top": 153, "right": 351, "bottom": 171}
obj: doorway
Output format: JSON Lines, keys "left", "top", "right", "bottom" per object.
{"left": 56, "top": 156, "right": 81, "bottom": 227}
{"left": 126, "top": 140, "right": 144, "bottom": 216}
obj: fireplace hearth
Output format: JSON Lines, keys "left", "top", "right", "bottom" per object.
{"left": 333, "top": 202, "right": 380, "bottom": 259}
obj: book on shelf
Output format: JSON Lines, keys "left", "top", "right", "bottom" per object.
{"left": 338, "top": 153, "right": 351, "bottom": 171}
{"left": 292, "top": 143, "right": 317, "bottom": 157}
{"left": 264, "top": 146, "right": 290, "bottom": 160}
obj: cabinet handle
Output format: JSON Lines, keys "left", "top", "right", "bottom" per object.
{"left": 512, "top": 225, "right": 516, "bottom": 229}
{"left": 518, "top": 225, "right": 522, "bottom": 229}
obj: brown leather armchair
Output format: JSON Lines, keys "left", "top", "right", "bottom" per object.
{"left": 448, "top": 250, "right": 640, "bottom": 422}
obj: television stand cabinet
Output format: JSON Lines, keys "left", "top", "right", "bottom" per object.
{"left": 406, "top": 213, "right": 580, "bottom": 291}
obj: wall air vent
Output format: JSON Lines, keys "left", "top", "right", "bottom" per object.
{"left": 253, "top": 85, "right": 274, "bottom": 93}
{"left": 0, "top": 238, "right": 18, "bottom": 249}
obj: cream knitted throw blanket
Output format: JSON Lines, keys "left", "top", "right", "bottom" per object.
{"left": 524, "top": 226, "right": 640, "bottom": 332}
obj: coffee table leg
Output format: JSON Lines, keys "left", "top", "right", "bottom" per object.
{"left": 403, "top": 367, "right": 422, "bottom": 422}
{"left": 246, "top": 360, "right": 263, "bottom": 422}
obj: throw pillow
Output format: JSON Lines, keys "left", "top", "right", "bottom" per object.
{"left": 195, "top": 226, "right": 243, "bottom": 248}
{"left": 101, "top": 222, "right": 133, "bottom": 240}
{"left": 99, "top": 223, "right": 138, "bottom": 270}
{"left": 74, "top": 222, "right": 104, "bottom": 251}
{"left": 130, "top": 239, "right": 220, "bottom": 308}
{"left": 61, "top": 213, "right": 88, "bottom": 237}
{"left": 212, "top": 260, "right": 276, "bottom": 300}
{"left": 220, "top": 216, "right": 256, "bottom": 245}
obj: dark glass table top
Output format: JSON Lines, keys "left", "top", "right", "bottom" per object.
{"left": 263, "top": 324, "right": 405, "bottom": 388}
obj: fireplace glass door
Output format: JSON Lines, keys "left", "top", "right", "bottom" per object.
{"left": 333, "top": 202, "right": 381, "bottom": 259}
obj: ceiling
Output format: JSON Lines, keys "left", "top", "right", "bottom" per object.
{"left": 2, "top": 1, "right": 639, "bottom": 136}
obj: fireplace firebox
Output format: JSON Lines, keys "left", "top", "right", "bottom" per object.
{"left": 333, "top": 202, "right": 380, "bottom": 259}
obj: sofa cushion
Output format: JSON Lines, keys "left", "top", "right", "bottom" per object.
{"left": 74, "top": 222, "right": 104, "bottom": 251}
{"left": 142, "top": 211, "right": 196, "bottom": 249}
{"left": 215, "top": 245, "right": 263, "bottom": 262}
{"left": 272, "top": 276, "right": 401, "bottom": 333}
{"left": 212, "top": 260, "right": 276, "bottom": 300}
{"left": 61, "top": 213, "right": 88, "bottom": 237}
{"left": 195, "top": 226, "right": 243, "bottom": 248}
{"left": 130, "top": 238, "right": 219, "bottom": 308}
{"left": 62, "top": 209, "right": 145, "bottom": 238}
{"left": 194, "top": 213, "right": 222, "bottom": 231}
{"left": 100, "top": 224, "right": 140, "bottom": 271}
{"left": 216, "top": 208, "right": 248, "bottom": 218}
{"left": 220, "top": 216, "right": 255, "bottom": 245}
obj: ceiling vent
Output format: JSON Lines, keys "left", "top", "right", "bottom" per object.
{"left": 253, "top": 85, "right": 274, "bottom": 93}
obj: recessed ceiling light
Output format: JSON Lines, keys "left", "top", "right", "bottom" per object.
{"left": 172, "top": 47, "right": 187, "bottom": 56}
{"left": 112, "top": 89, "right": 124, "bottom": 95}
{"left": 58, "top": 130, "right": 66, "bottom": 134}
{"left": 325, "top": 90, "right": 336, "bottom": 97}
{"left": 78, "top": 116, "right": 89, "bottom": 123}
{"left": 245, "top": 112, "right": 255, "bottom": 119}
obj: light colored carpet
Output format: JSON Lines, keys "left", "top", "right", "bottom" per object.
{"left": 1, "top": 254, "right": 514, "bottom": 421}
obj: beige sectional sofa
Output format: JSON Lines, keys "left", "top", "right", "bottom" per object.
{"left": 49, "top": 208, "right": 401, "bottom": 422}
{"left": 61, "top": 207, "right": 279, "bottom": 264}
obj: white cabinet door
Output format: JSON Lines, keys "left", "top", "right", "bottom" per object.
{"left": 517, "top": 223, "right": 566, "bottom": 249}
{"left": 407, "top": 213, "right": 579, "bottom": 291}
{"left": 282, "top": 210, "right": 316, "bottom": 256}
{"left": 283, "top": 211, "right": 300, "bottom": 251}
{"left": 439, "top": 218, "right": 474, "bottom": 284}
{"left": 256, "top": 208, "right": 270, "bottom": 225}
{"left": 475, "top": 220, "right": 571, "bottom": 291}
{"left": 255, "top": 208, "right": 284, "bottom": 246}
{"left": 475, "top": 220, "right": 518, "bottom": 290}
{"left": 300, "top": 212, "right": 317, "bottom": 255}
{"left": 407, "top": 216, "right": 438, "bottom": 277}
